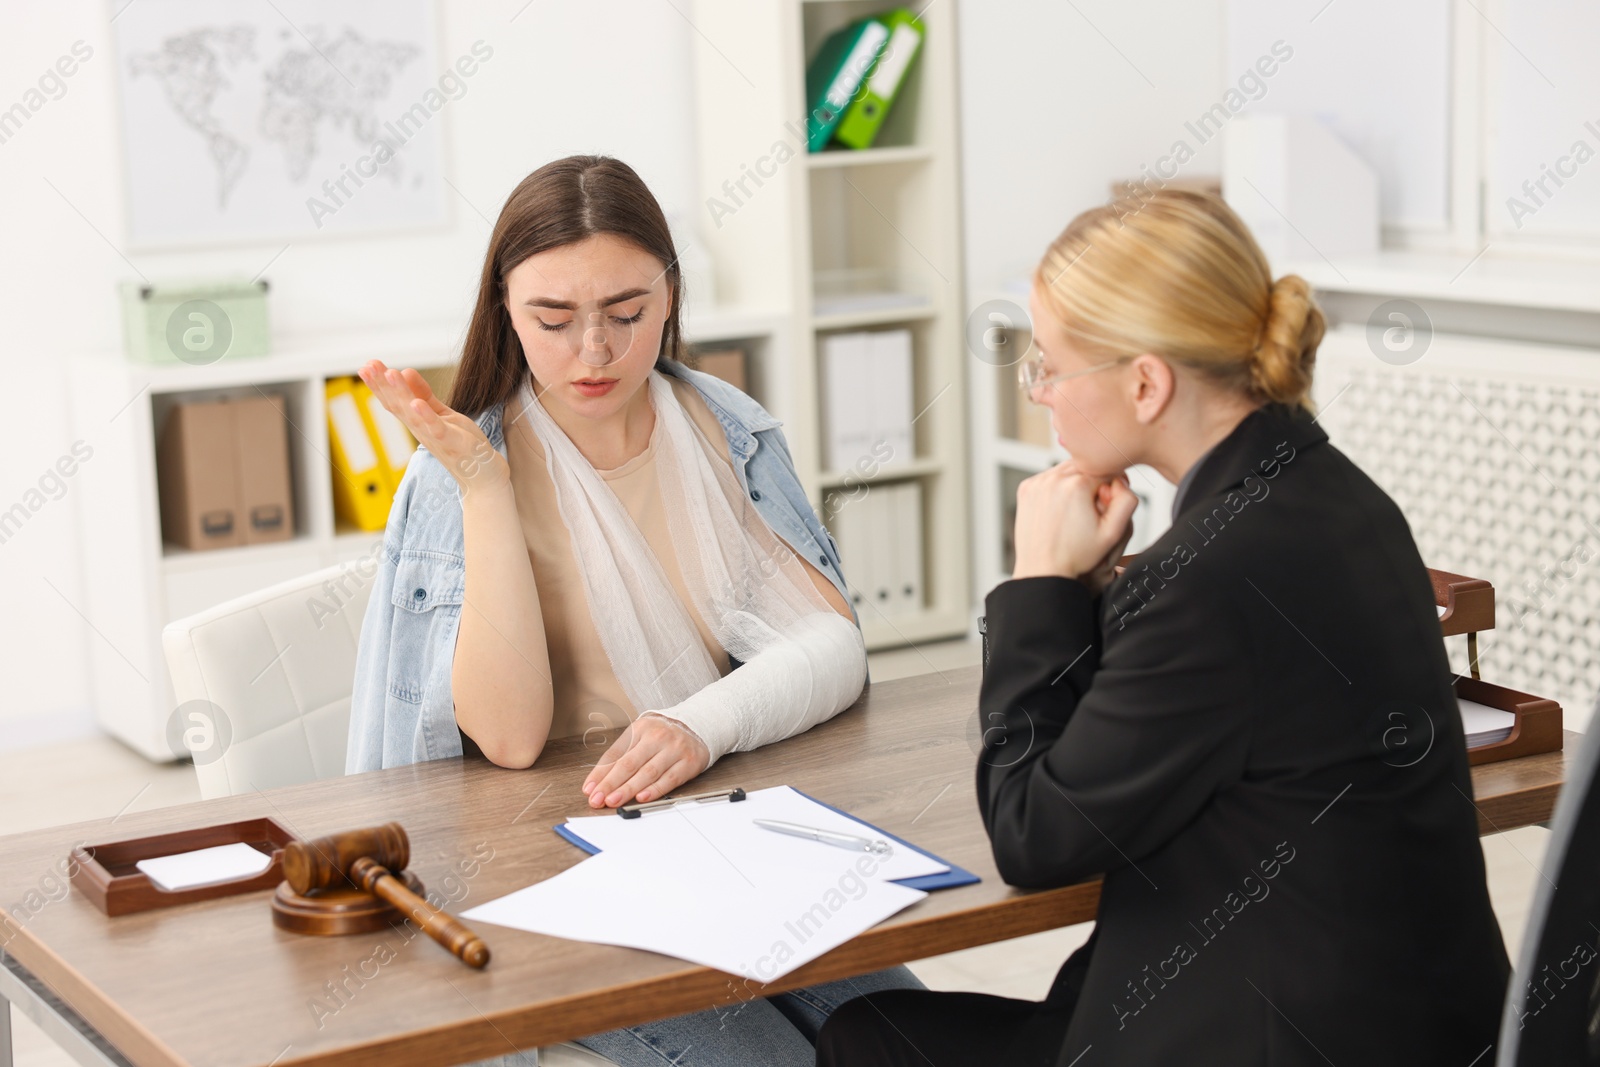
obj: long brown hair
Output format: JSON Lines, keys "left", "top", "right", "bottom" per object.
{"left": 449, "top": 155, "right": 686, "bottom": 416}
{"left": 1036, "top": 189, "right": 1325, "bottom": 412}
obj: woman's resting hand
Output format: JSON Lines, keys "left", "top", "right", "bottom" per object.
{"left": 582, "top": 713, "right": 712, "bottom": 809}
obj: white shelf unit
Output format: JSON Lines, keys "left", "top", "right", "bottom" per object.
{"left": 806, "top": 144, "right": 935, "bottom": 170}
{"left": 689, "top": 0, "right": 972, "bottom": 652}
{"left": 71, "top": 310, "right": 787, "bottom": 760}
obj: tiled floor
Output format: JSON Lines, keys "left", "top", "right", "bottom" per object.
{"left": 1, "top": 638, "right": 1553, "bottom": 1065}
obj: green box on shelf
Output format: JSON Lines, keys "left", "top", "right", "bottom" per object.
{"left": 119, "top": 278, "right": 270, "bottom": 364}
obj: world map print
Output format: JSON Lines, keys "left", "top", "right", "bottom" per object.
{"left": 115, "top": 1, "right": 444, "bottom": 246}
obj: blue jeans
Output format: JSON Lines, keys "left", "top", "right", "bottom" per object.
{"left": 572, "top": 965, "right": 925, "bottom": 1066}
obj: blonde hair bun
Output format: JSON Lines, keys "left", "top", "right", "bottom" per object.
{"left": 1034, "top": 189, "right": 1326, "bottom": 412}
{"left": 1250, "top": 274, "right": 1325, "bottom": 408}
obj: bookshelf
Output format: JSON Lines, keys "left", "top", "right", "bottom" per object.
{"left": 688, "top": 0, "right": 972, "bottom": 652}
{"left": 69, "top": 309, "right": 788, "bottom": 760}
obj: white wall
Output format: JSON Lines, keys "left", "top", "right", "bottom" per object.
{"left": 0, "top": 0, "right": 696, "bottom": 747}
{"left": 958, "top": 0, "right": 1228, "bottom": 291}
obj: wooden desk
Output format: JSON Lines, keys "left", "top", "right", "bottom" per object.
{"left": 0, "top": 667, "right": 1572, "bottom": 1067}
{"left": 1467, "top": 731, "right": 1574, "bottom": 835}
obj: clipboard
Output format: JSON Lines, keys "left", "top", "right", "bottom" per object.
{"left": 553, "top": 787, "right": 980, "bottom": 892}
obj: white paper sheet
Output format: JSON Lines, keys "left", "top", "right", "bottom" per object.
{"left": 135, "top": 842, "right": 272, "bottom": 891}
{"left": 561, "top": 786, "right": 950, "bottom": 884}
{"left": 1459, "top": 696, "right": 1517, "bottom": 749}
{"left": 463, "top": 839, "right": 926, "bottom": 982}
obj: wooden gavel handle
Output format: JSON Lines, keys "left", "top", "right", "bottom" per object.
{"left": 349, "top": 856, "right": 490, "bottom": 968}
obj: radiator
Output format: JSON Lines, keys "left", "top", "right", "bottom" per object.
{"left": 1312, "top": 325, "right": 1600, "bottom": 731}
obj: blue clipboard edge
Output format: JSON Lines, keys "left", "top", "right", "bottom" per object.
{"left": 789, "top": 787, "right": 981, "bottom": 892}
{"left": 551, "top": 788, "right": 981, "bottom": 893}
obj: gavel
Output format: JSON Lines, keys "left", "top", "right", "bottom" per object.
{"left": 282, "top": 823, "right": 490, "bottom": 968}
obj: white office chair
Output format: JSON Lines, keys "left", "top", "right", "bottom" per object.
{"left": 161, "top": 563, "right": 619, "bottom": 1067}
{"left": 162, "top": 561, "right": 371, "bottom": 798}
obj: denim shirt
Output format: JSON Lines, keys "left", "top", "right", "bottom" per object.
{"left": 345, "top": 359, "right": 858, "bottom": 772}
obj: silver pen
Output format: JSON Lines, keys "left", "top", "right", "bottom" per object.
{"left": 753, "top": 818, "right": 893, "bottom": 856}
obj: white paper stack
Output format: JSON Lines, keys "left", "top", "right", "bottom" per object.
{"left": 135, "top": 842, "right": 272, "bottom": 891}
{"left": 462, "top": 787, "right": 941, "bottom": 982}
{"left": 1459, "top": 696, "right": 1516, "bottom": 750}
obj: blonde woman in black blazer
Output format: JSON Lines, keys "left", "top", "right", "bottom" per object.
{"left": 818, "top": 191, "right": 1509, "bottom": 1066}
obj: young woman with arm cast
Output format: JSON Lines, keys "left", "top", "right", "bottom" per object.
{"left": 345, "top": 156, "right": 922, "bottom": 1067}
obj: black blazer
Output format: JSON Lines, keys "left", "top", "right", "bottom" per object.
{"left": 977, "top": 403, "right": 1509, "bottom": 1065}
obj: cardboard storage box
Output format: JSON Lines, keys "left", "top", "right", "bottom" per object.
{"left": 691, "top": 348, "right": 748, "bottom": 393}
{"left": 156, "top": 394, "right": 294, "bottom": 551}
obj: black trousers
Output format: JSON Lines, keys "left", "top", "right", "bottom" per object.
{"left": 815, "top": 939, "right": 1090, "bottom": 1067}
{"left": 814, "top": 988, "right": 1074, "bottom": 1066}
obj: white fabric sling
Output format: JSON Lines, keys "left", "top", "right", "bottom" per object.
{"left": 516, "top": 370, "right": 863, "bottom": 759}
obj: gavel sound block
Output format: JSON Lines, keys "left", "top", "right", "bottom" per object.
{"left": 272, "top": 822, "right": 490, "bottom": 968}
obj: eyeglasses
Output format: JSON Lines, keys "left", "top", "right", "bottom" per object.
{"left": 1017, "top": 354, "right": 1132, "bottom": 400}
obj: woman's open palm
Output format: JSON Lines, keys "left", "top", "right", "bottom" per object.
{"left": 359, "top": 360, "right": 508, "bottom": 494}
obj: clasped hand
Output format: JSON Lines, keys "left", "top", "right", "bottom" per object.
{"left": 583, "top": 713, "right": 711, "bottom": 809}
{"left": 1012, "top": 462, "right": 1139, "bottom": 595}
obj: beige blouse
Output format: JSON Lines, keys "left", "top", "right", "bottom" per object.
{"left": 503, "top": 376, "right": 734, "bottom": 740}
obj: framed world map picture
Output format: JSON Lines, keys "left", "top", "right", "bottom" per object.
{"left": 113, "top": 0, "right": 452, "bottom": 248}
